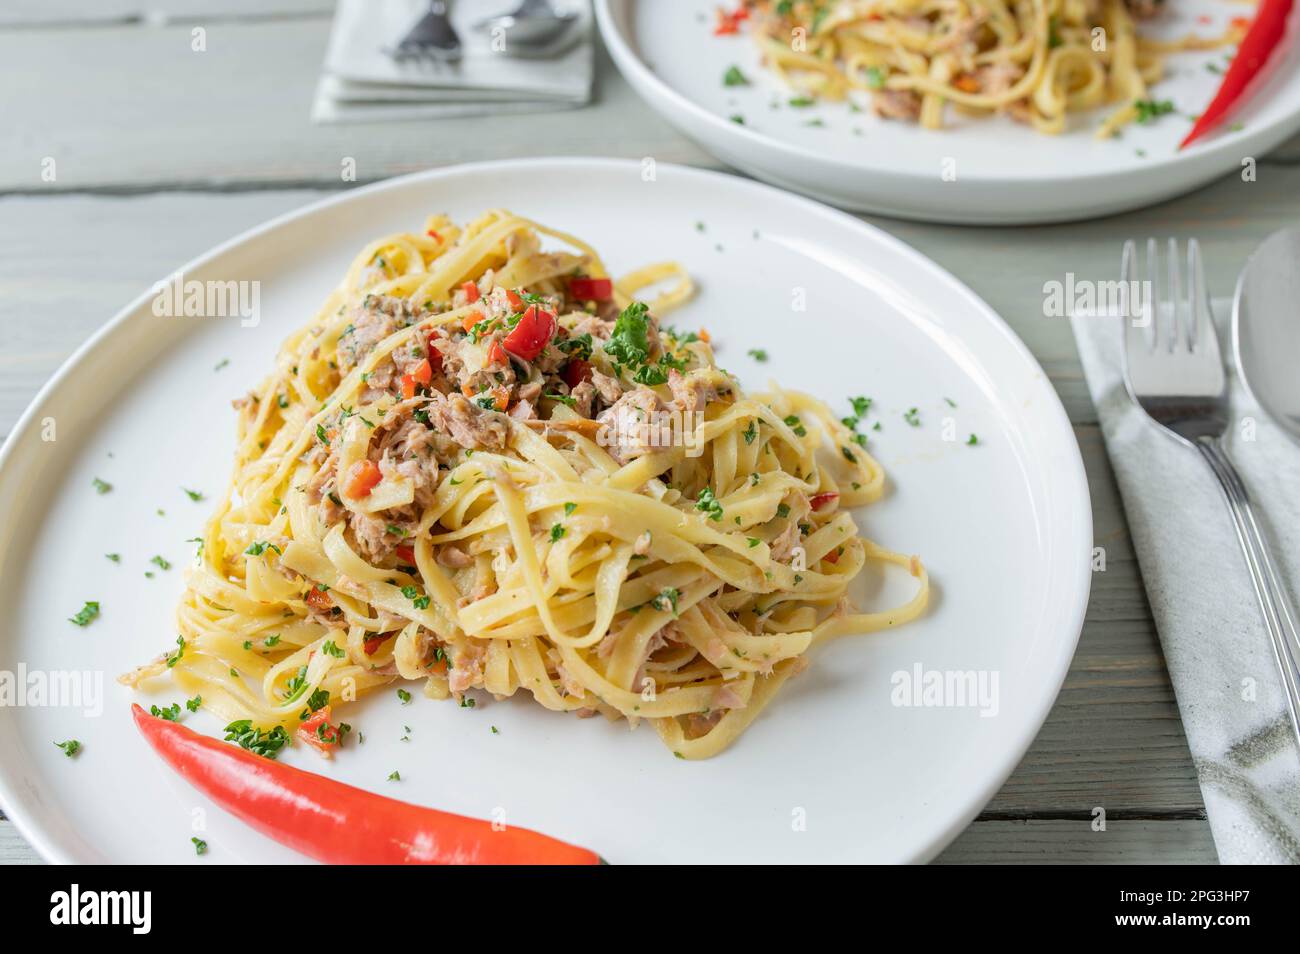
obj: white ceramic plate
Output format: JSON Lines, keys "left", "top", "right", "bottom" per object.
{"left": 597, "top": 0, "right": 1300, "bottom": 224}
{"left": 0, "top": 159, "right": 1090, "bottom": 864}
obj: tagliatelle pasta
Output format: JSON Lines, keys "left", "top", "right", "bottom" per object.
{"left": 742, "top": 0, "right": 1241, "bottom": 137}
{"left": 122, "top": 209, "right": 927, "bottom": 759}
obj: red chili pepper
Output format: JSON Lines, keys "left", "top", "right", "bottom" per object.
{"left": 568, "top": 276, "right": 613, "bottom": 301}
{"left": 809, "top": 492, "right": 840, "bottom": 511}
{"left": 562, "top": 358, "right": 592, "bottom": 389}
{"left": 502, "top": 305, "right": 556, "bottom": 361}
{"left": 823, "top": 548, "right": 841, "bottom": 564}
{"left": 425, "top": 335, "right": 444, "bottom": 374}
{"left": 394, "top": 544, "right": 416, "bottom": 565}
{"left": 426, "top": 229, "right": 442, "bottom": 242}
{"left": 363, "top": 633, "right": 390, "bottom": 655}
{"left": 343, "top": 460, "right": 383, "bottom": 498}
{"left": 1181, "top": 0, "right": 1294, "bottom": 148}
{"left": 460, "top": 281, "right": 480, "bottom": 304}
{"left": 305, "top": 586, "right": 333, "bottom": 611}
{"left": 131, "top": 704, "right": 602, "bottom": 865}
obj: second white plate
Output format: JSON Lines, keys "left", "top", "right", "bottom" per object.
{"left": 598, "top": 0, "right": 1300, "bottom": 223}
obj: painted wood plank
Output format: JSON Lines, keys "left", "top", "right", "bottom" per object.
{"left": 4, "top": 15, "right": 1295, "bottom": 193}
{"left": 0, "top": 20, "right": 719, "bottom": 194}
{"left": 0, "top": 1, "right": 332, "bottom": 27}
{"left": 936, "top": 818, "right": 1217, "bottom": 863}
{"left": 0, "top": 814, "right": 1217, "bottom": 864}
{"left": 0, "top": 818, "right": 43, "bottom": 864}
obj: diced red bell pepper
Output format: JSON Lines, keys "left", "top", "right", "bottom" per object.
{"left": 298, "top": 705, "right": 345, "bottom": 755}
{"left": 568, "top": 276, "right": 613, "bottom": 301}
{"left": 502, "top": 305, "right": 556, "bottom": 361}
{"left": 562, "top": 359, "right": 592, "bottom": 389}
{"left": 810, "top": 492, "right": 840, "bottom": 512}
{"left": 343, "top": 460, "right": 383, "bottom": 498}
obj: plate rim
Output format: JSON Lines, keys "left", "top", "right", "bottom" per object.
{"left": 595, "top": 0, "right": 1300, "bottom": 189}
{"left": 0, "top": 156, "right": 1092, "bottom": 864}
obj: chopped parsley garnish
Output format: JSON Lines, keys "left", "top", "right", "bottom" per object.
{"left": 105, "top": 553, "right": 120, "bottom": 563}
{"left": 967, "top": 433, "right": 979, "bottom": 446}
{"left": 54, "top": 739, "right": 81, "bottom": 758}
{"left": 864, "top": 66, "right": 886, "bottom": 89}
{"left": 223, "top": 720, "right": 289, "bottom": 759}
{"left": 783, "top": 415, "right": 807, "bottom": 437}
{"left": 742, "top": 420, "right": 757, "bottom": 444}
{"left": 316, "top": 423, "right": 330, "bottom": 445}
{"left": 557, "top": 333, "right": 593, "bottom": 361}
{"left": 191, "top": 837, "right": 207, "bottom": 856}
{"left": 777, "top": 503, "right": 791, "bottom": 519}
{"left": 186, "top": 695, "right": 202, "bottom": 712}
{"left": 550, "top": 523, "right": 567, "bottom": 543}
{"left": 695, "top": 487, "right": 724, "bottom": 521}
{"left": 564, "top": 502, "right": 577, "bottom": 516}
{"left": 92, "top": 477, "right": 112, "bottom": 494}
{"left": 729, "top": 114, "right": 746, "bottom": 125}
{"left": 68, "top": 601, "right": 100, "bottom": 627}
{"left": 397, "top": 688, "right": 412, "bottom": 705}
{"left": 723, "top": 65, "right": 749, "bottom": 86}
{"left": 850, "top": 396, "right": 872, "bottom": 416}
{"left": 1134, "top": 99, "right": 1175, "bottom": 124}
{"left": 400, "top": 585, "right": 430, "bottom": 610}
{"left": 322, "top": 640, "right": 345, "bottom": 659}
{"left": 150, "top": 702, "right": 182, "bottom": 722}
{"left": 903, "top": 407, "right": 921, "bottom": 426}
{"left": 264, "top": 634, "right": 281, "bottom": 647}
{"left": 166, "top": 635, "right": 186, "bottom": 667}
{"left": 150, "top": 555, "right": 171, "bottom": 571}
{"left": 651, "top": 587, "right": 680, "bottom": 615}
{"left": 747, "top": 348, "right": 768, "bottom": 362}
{"left": 388, "top": 770, "right": 401, "bottom": 781}
{"left": 789, "top": 95, "right": 816, "bottom": 107}
{"left": 604, "top": 301, "right": 653, "bottom": 367}
{"left": 182, "top": 487, "right": 204, "bottom": 501}
{"left": 747, "top": 537, "right": 760, "bottom": 548}
{"left": 841, "top": 446, "right": 857, "bottom": 463}
{"left": 544, "top": 391, "right": 577, "bottom": 408}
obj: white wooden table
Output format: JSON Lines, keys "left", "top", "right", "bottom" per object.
{"left": 5, "top": 1, "right": 1299, "bottom": 864}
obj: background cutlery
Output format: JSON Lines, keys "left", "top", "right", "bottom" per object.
{"left": 1121, "top": 237, "right": 1300, "bottom": 751}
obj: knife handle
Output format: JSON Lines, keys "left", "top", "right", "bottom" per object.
{"left": 1197, "top": 436, "right": 1300, "bottom": 750}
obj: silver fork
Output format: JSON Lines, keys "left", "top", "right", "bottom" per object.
{"left": 1121, "top": 238, "right": 1300, "bottom": 749}
{"left": 388, "top": 0, "right": 463, "bottom": 63}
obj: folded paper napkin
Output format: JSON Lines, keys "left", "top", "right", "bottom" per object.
{"left": 313, "top": 0, "right": 593, "bottom": 124}
{"left": 1071, "top": 299, "right": 1300, "bottom": 864}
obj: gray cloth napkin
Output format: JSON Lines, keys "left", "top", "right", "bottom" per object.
{"left": 1072, "top": 299, "right": 1300, "bottom": 864}
{"left": 312, "top": 0, "right": 593, "bottom": 124}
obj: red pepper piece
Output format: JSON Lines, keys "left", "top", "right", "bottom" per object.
{"left": 1181, "top": 0, "right": 1294, "bottom": 148}
{"left": 502, "top": 305, "right": 556, "bottom": 361}
{"left": 568, "top": 276, "right": 613, "bottom": 301}
{"left": 131, "top": 704, "right": 603, "bottom": 864}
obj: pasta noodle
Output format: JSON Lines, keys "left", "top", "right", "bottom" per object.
{"left": 744, "top": 0, "right": 1241, "bottom": 137}
{"left": 122, "top": 210, "right": 927, "bottom": 759}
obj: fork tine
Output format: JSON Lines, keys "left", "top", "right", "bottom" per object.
{"left": 1165, "top": 238, "right": 1183, "bottom": 353}
{"left": 1188, "top": 238, "right": 1213, "bottom": 354}
{"left": 1121, "top": 239, "right": 1149, "bottom": 365}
